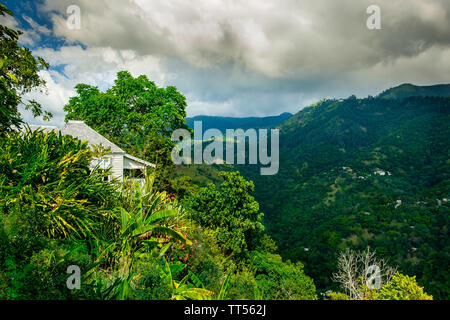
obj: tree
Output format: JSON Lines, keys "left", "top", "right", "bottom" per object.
{"left": 63, "top": 71, "right": 189, "bottom": 172}
{"left": 187, "top": 171, "right": 265, "bottom": 258}
{"left": 332, "top": 247, "right": 397, "bottom": 299}
{"left": 249, "top": 251, "right": 317, "bottom": 300}
{"left": 0, "top": 4, "right": 51, "bottom": 135}
{"left": 366, "top": 272, "right": 433, "bottom": 300}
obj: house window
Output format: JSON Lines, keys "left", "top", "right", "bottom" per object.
{"left": 97, "top": 158, "right": 111, "bottom": 170}
{"left": 124, "top": 168, "right": 144, "bottom": 179}
{"left": 92, "top": 158, "right": 111, "bottom": 182}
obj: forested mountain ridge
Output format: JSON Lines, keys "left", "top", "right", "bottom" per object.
{"left": 237, "top": 84, "right": 450, "bottom": 298}
{"left": 378, "top": 83, "right": 450, "bottom": 99}
{"left": 186, "top": 112, "right": 292, "bottom": 132}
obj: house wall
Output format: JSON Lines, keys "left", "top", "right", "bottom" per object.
{"left": 91, "top": 153, "right": 149, "bottom": 182}
{"left": 110, "top": 153, "right": 124, "bottom": 180}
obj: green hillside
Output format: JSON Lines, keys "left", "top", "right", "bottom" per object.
{"left": 186, "top": 112, "right": 292, "bottom": 132}
{"left": 237, "top": 88, "right": 450, "bottom": 298}
{"left": 378, "top": 83, "right": 450, "bottom": 99}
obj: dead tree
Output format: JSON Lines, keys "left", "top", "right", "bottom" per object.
{"left": 332, "top": 247, "right": 397, "bottom": 299}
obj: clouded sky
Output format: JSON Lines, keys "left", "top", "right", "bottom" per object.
{"left": 2, "top": 0, "right": 449, "bottom": 125}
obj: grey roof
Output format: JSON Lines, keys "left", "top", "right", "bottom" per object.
{"left": 124, "top": 153, "right": 156, "bottom": 168}
{"left": 60, "top": 120, "right": 125, "bottom": 153}
{"left": 26, "top": 120, "right": 156, "bottom": 168}
{"left": 25, "top": 125, "right": 59, "bottom": 134}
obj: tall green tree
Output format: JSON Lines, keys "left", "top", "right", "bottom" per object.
{"left": 63, "top": 71, "right": 189, "bottom": 172}
{"left": 188, "top": 171, "right": 266, "bottom": 259}
{"left": 0, "top": 3, "right": 51, "bottom": 135}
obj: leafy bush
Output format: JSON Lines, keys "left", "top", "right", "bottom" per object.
{"left": 187, "top": 171, "right": 265, "bottom": 258}
{"left": 0, "top": 129, "right": 117, "bottom": 239}
{"left": 326, "top": 292, "right": 350, "bottom": 300}
{"left": 0, "top": 129, "right": 118, "bottom": 299}
{"left": 367, "top": 273, "right": 433, "bottom": 300}
{"left": 249, "top": 251, "right": 317, "bottom": 300}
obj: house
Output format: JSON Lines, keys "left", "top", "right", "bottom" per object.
{"left": 374, "top": 169, "right": 392, "bottom": 176}
{"left": 29, "top": 120, "right": 155, "bottom": 181}
{"left": 28, "top": 125, "right": 58, "bottom": 134}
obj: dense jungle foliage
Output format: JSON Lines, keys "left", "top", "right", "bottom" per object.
{"left": 0, "top": 3, "right": 439, "bottom": 300}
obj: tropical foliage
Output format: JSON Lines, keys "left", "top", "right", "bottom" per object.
{"left": 0, "top": 3, "right": 445, "bottom": 300}
{"left": 366, "top": 273, "right": 433, "bottom": 300}
{"left": 187, "top": 171, "right": 266, "bottom": 258}
{"left": 0, "top": 136, "right": 317, "bottom": 299}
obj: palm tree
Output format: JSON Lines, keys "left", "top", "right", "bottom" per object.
{"left": 110, "top": 173, "right": 192, "bottom": 299}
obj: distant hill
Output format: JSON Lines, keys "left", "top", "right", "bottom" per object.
{"left": 236, "top": 90, "right": 450, "bottom": 299}
{"left": 378, "top": 83, "right": 450, "bottom": 99}
{"left": 179, "top": 84, "right": 450, "bottom": 299}
{"left": 186, "top": 112, "right": 292, "bottom": 132}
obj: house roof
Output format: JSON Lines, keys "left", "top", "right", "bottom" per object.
{"left": 124, "top": 153, "right": 156, "bottom": 168}
{"left": 27, "top": 120, "right": 155, "bottom": 168}
{"left": 60, "top": 120, "right": 125, "bottom": 153}
{"left": 26, "top": 125, "right": 59, "bottom": 134}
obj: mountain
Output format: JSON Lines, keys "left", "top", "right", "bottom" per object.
{"left": 378, "top": 83, "right": 450, "bottom": 99}
{"left": 186, "top": 112, "right": 292, "bottom": 132}
{"left": 235, "top": 84, "right": 450, "bottom": 298}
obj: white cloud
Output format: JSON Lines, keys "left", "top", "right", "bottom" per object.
{"left": 40, "top": 0, "right": 449, "bottom": 75}
{"left": 13, "top": 0, "right": 450, "bottom": 122}
{"left": 21, "top": 70, "right": 75, "bottom": 126}
{"left": 21, "top": 45, "right": 166, "bottom": 125}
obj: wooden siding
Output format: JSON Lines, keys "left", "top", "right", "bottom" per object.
{"left": 109, "top": 153, "right": 124, "bottom": 180}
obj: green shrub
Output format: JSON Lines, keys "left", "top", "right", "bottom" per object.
{"left": 133, "top": 258, "right": 173, "bottom": 300}
{"left": 0, "top": 129, "right": 118, "bottom": 239}
{"left": 326, "top": 292, "right": 350, "bottom": 300}
{"left": 187, "top": 171, "right": 265, "bottom": 258}
{"left": 0, "top": 129, "right": 119, "bottom": 299}
{"left": 368, "top": 272, "right": 433, "bottom": 300}
{"left": 249, "top": 251, "right": 317, "bottom": 300}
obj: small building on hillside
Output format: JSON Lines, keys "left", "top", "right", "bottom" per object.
{"left": 28, "top": 120, "right": 155, "bottom": 181}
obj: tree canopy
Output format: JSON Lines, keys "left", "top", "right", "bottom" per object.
{"left": 368, "top": 273, "right": 433, "bottom": 300}
{"left": 187, "top": 171, "right": 267, "bottom": 258}
{"left": 0, "top": 3, "right": 51, "bottom": 135}
{"left": 63, "top": 71, "right": 189, "bottom": 169}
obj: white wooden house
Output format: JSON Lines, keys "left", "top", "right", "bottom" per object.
{"left": 29, "top": 120, "right": 155, "bottom": 181}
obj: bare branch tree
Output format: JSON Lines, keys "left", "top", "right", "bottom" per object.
{"left": 332, "top": 247, "right": 397, "bottom": 299}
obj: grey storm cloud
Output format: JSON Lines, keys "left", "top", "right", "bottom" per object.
{"left": 13, "top": 0, "right": 450, "bottom": 121}
{"left": 42, "top": 0, "right": 450, "bottom": 72}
